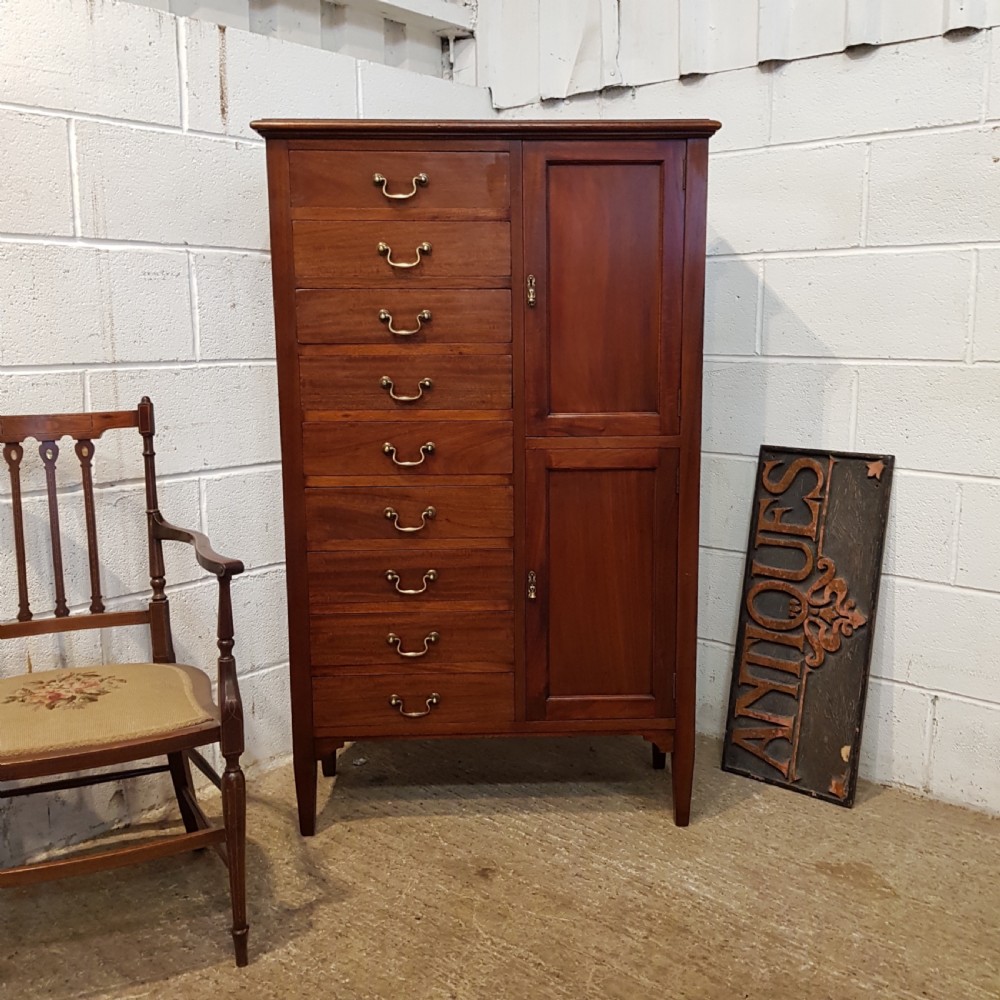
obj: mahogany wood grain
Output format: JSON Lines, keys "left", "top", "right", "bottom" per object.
{"left": 308, "top": 547, "right": 513, "bottom": 609}
{"left": 312, "top": 672, "right": 515, "bottom": 734}
{"left": 305, "top": 485, "right": 513, "bottom": 545}
{"left": 0, "top": 410, "right": 138, "bottom": 442}
{"left": 672, "top": 138, "right": 712, "bottom": 828}
{"left": 525, "top": 447, "right": 678, "bottom": 722}
{"left": 523, "top": 142, "right": 684, "bottom": 437}
{"left": 293, "top": 222, "right": 511, "bottom": 285}
{"left": 296, "top": 289, "right": 512, "bottom": 345}
{"left": 254, "top": 121, "right": 719, "bottom": 832}
{"left": 288, "top": 149, "right": 510, "bottom": 217}
{"left": 252, "top": 120, "right": 721, "bottom": 140}
{"left": 300, "top": 354, "right": 511, "bottom": 412}
{"left": 310, "top": 611, "right": 514, "bottom": 668}
{"left": 302, "top": 420, "right": 513, "bottom": 476}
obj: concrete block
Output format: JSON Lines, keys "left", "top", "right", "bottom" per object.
{"left": 856, "top": 367, "right": 1000, "bottom": 477}
{"left": 928, "top": 695, "right": 1000, "bottom": 813}
{"left": 708, "top": 144, "right": 867, "bottom": 254}
{"left": 0, "top": 0, "right": 180, "bottom": 125}
{"left": 0, "top": 110, "right": 73, "bottom": 236}
{"left": 972, "top": 249, "right": 1000, "bottom": 361}
{"left": 186, "top": 19, "right": 357, "bottom": 138}
{"left": 0, "top": 245, "right": 192, "bottom": 366}
{"left": 956, "top": 481, "right": 1000, "bottom": 591}
{"left": 680, "top": 0, "right": 759, "bottom": 75}
{"left": 240, "top": 663, "right": 292, "bottom": 766}
{"left": 882, "top": 472, "right": 959, "bottom": 585}
{"left": 759, "top": 0, "right": 846, "bottom": 62}
{"left": 703, "top": 361, "right": 856, "bottom": 457}
{"left": 699, "top": 453, "right": 757, "bottom": 552}
{"left": 0, "top": 629, "right": 103, "bottom": 681}
{"left": 193, "top": 252, "right": 274, "bottom": 360}
{"left": 989, "top": 27, "right": 1000, "bottom": 120}
{"left": 867, "top": 129, "right": 1000, "bottom": 246}
{"left": 761, "top": 252, "right": 971, "bottom": 360}
{"left": 872, "top": 576, "right": 1000, "bottom": 700}
{"left": 697, "top": 546, "right": 745, "bottom": 646}
{"left": 74, "top": 122, "right": 268, "bottom": 249}
{"left": 358, "top": 60, "right": 496, "bottom": 119}
{"left": 696, "top": 640, "right": 734, "bottom": 738}
{"left": 162, "top": 567, "right": 288, "bottom": 672}
{"left": 858, "top": 679, "right": 930, "bottom": 790}
{"left": 704, "top": 259, "right": 759, "bottom": 356}
{"left": 499, "top": 93, "right": 603, "bottom": 121}
{"left": 202, "top": 467, "right": 285, "bottom": 570}
{"left": 772, "top": 34, "right": 986, "bottom": 144}
{"left": 0, "top": 372, "right": 85, "bottom": 423}
{"left": 87, "top": 364, "right": 280, "bottom": 478}
{"left": 603, "top": 66, "right": 769, "bottom": 152}
{"left": 0, "top": 478, "right": 202, "bottom": 624}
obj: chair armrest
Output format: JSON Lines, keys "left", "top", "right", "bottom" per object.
{"left": 151, "top": 512, "right": 245, "bottom": 579}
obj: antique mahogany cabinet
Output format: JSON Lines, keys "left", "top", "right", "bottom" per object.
{"left": 252, "top": 119, "right": 720, "bottom": 834}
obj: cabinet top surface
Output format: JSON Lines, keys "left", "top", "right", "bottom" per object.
{"left": 250, "top": 118, "right": 722, "bottom": 140}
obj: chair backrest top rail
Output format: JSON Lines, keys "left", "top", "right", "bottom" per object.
{"left": 0, "top": 410, "right": 140, "bottom": 444}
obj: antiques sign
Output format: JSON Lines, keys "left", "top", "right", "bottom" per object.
{"left": 722, "top": 447, "right": 894, "bottom": 806}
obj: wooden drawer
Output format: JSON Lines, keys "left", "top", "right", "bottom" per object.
{"left": 308, "top": 548, "right": 513, "bottom": 610}
{"left": 311, "top": 611, "right": 514, "bottom": 668}
{"left": 302, "top": 420, "right": 513, "bottom": 476}
{"left": 293, "top": 222, "right": 511, "bottom": 285}
{"left": 295, "top": 289, "right": 512, "bottom": 345}
{"left": 301, "top": 355, "right": 511, "bottom": 414}
{"left": 312, "top": 672, "right": 515, "bottom": 735}
{"left": 305, "top": 486, "right": 513, "bottom": 546}
{"left": 288, "top": 149, "right": 510, "bottom": 218}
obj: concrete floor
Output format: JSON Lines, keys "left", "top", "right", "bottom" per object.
{"left": 2, "top": 735, "right": 998, "bottom": 1000}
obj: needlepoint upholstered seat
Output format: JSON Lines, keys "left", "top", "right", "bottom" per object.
{"left": 0, "top": 398, "right": 250, "bottom": 967}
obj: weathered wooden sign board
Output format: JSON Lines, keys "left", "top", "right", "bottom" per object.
{"left": 722, "top": 447, "right": 894, "bottom": 807}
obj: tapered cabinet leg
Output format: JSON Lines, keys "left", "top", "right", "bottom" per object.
{"left": 651, "top": 744, "right": 667, "bottom": 770}
{"left": 222, "top": 755, "right": 249, "bottom": 967}
{"left": 295, "top": 752, "right": 318, "bottom": 837}
{"left": 167, "top": 751, "right": 200, "bottom": 833}
{"left": 671, "top": 732, "right": 694, "bottom": 827}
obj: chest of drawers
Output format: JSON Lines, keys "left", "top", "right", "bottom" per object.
{"left": 253, "top": 120, "right": 720, "bottom": 834}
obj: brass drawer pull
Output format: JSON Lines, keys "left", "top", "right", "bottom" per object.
{"left": 380, "top": 375, "right": 433, "bottom": 403}
{"left": 384, "top": 505, "right": 435, "bottom": 532}
{"left": 378, "top": 241, "right": 432, "bottom": 269}
{"left": 386, "top": 568, "right": 437, "bottom": 595}
{"left": 383, "top": 441, "right": 434, "bottom": 467}
{"left": 386, "top": 630, "right": 439, "bottom": 658}
{"left": 373, "top": 171, "right": 428, "bottom": 200}
{"left": 388, "top": 692, "right": 440, "bottom": 717}
{"left": 379, "top": 308, "right": 431, "bottom": 337}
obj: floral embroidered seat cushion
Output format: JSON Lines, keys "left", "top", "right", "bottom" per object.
{"left": 0, "top": 664, "right": 218, "bottom": 762}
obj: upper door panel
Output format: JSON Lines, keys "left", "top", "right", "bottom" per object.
{"left": 523, "top": 141, "right": 686, "bottom": 437}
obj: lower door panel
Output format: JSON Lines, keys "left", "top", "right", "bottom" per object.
{"left": 525, "top": 447, "right": 679, "bottom": 721}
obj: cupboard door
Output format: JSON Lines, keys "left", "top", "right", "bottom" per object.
{"left": 525, "top": 448, "right": 679, "bottom": 721}
{"left": 523, "top": 142, "right": 686, "bottom": 437}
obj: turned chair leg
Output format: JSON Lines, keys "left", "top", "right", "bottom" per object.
{"left": 222, "top": 753, "right": 249, "bottom": 967}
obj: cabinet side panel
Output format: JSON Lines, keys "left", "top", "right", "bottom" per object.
{"left": 264, "top": 140, "right": 316, "bottom": 799}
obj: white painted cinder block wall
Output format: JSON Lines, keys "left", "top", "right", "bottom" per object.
{"left": 1, "top": 1, "right": 998, "bottom": 863}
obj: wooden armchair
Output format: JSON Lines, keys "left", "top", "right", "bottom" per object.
{"left": 0, "top": 398, "right": 249, "bottom": 967}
